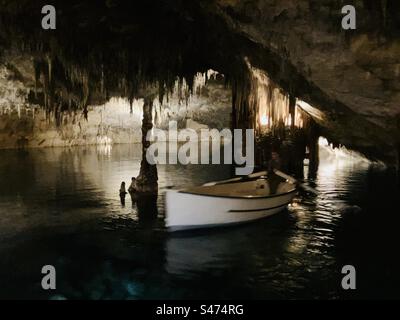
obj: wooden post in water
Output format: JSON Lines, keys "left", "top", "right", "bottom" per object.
{"left": 307, "top": 120, "right": 320, "bottom": 178}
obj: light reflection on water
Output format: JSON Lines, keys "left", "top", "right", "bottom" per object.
{"left": 0, "top": 144, "right": 399, "bottom": 299}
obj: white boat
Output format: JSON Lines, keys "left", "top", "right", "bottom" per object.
{"left": 165, "top": 175, "right": 297, "bottom": 232}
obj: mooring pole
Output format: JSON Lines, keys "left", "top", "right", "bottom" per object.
{"left": 307, "top": 120, "right": 320, "bottom": 178}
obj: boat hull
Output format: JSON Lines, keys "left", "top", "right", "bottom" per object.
{"left": 166, "top": 189, "right": 297, "bottom": 232}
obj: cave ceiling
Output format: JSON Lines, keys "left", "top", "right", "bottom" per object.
{"left": 0, "top": 0, "right": 399, "bottom": 163}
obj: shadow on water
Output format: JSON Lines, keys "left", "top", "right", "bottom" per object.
{"left": 136, "top": 194, "right": 159, "bottom": 228}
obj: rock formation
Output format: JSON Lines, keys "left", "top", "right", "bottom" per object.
{"left": 0, "top": 0, "right": 398, "bottom": 165}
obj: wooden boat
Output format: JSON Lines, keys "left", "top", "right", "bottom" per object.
{"left": 165, "top": 174, "right": 297, "bottom": 232}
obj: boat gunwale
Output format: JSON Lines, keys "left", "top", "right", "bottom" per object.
{"left": 228, "top": 200, "right": 293, "bottom": 212}
{"left": 177, "top": 187, "right": 298, "bottom": 200}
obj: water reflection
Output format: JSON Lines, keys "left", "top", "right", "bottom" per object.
{"left": 136, "top": 194, "right": 159, "bottom": 227}
{"left": 0, "top": 144, "right": 399, "bottom": 299}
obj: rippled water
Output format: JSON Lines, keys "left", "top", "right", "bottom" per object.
{"left": 0, "top": 144, "right": 399, "bottom": 299}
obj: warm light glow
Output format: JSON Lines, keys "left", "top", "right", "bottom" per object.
{"left": 174, "top": 69, "right": 220, "bottom": 100}
{"left": 97, "top": 136, "right": 113, "bottom": 145}
{"left": 294, "top": 106, "right": 305, "bottom": 128}
{"left": 318, "top": 137, "right": 330, "bottom": 147}
{"left": 96, "top": 144, "right": 112, "bottom": 157}
{"left": 246, "top": 59, "right": 309, "bottom": 131}
{"left": 260, "top": 114, "right": 269, "bottom": 126}
{"left": 296, "top": 99, "right": 325, "bottom": 122}
{"left": 318, "top": 137, "right": 371, "bottom": 165}
{"left": 285, "top": 114, "right": 292, "bottom": 127}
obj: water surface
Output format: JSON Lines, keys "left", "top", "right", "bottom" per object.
{"left": 0, "top": 144, "right": 399, "bottom": 299}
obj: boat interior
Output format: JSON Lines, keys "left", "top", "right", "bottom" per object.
{"left": 181, "top": 179, "right": 296, "bottom": 198}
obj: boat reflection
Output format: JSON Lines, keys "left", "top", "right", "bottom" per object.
{"left": 165, "top": 212, "right": 295, "bottom": 277}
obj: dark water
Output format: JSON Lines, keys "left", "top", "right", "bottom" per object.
{"left": 0, "top": 144, "right": 399, "bottom": 300}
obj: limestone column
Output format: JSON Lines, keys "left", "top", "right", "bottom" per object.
{"left": 136, "top": 96, "right": 158, "bottom": 194}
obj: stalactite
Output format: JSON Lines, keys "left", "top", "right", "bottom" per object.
{"left": 233, "top": 59, "right": 296, "bottom": 134}
{"left": 382, "top": 0, "right": 388, "bottom": 29}
{"left": 42, "top": 63, "right": 49, "bottom": 112}
{"left": 101, "top": 64, "right": 105, "bottom": 95}
{"left": 81, "top": 73, "right": 90, "bottom": 121}
{"left": 46, "top": 56, "right": 56, "bottom": 119}
{"left": 229, "top": 59, "right": 316, "bottom": 170}
{"left": 289, "top": 95, "right": 296, "bottom": 131}
{"left": 2, "top": 30, "right": 224, "bottom": 125}
{"left": 33, "top": 60, "right": 40, "bottom": 99}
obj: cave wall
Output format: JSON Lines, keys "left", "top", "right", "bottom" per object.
{"left": 0, "top": 103, "right": 140, "bottom": 149}
{"left": 0, "top": 72, "right": 231, "bottom": 149}
{"left": 212, "top": 0, "right": 400, "bottom": 163}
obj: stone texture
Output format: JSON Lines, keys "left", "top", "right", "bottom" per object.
{"left": 211, "top": 0, "right": 400, "bottom": 162}
{"left": 0, "top": 0, "right": 399, "bottom": 163}
{"left": 0, "top": 68, "right": 231, "bottom": 149}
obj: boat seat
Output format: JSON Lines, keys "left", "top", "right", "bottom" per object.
{"left": 184, "top": 179, "right": 282, "bottom": 197}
